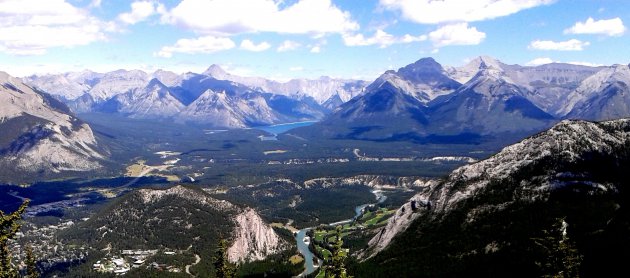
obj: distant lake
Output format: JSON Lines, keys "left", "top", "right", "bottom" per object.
{"left": 254, "top": 121, "right": 316, "bottom": 135}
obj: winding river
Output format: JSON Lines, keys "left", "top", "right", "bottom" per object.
{"left": 295, "top": 190, "right": 387, "bottom": 277}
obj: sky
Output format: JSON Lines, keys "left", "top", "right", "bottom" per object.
{"left": 1, "top": 0, "right": 629, "bottom": 81}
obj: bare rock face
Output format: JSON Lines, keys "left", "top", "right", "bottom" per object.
{"left": 0, "top": 71, "right": 104, "bottom": 173}
{"left": 362, "top": 184, "right": 435, "bottom": 258}
{"left": 228, "top": 208, "right": 285, "bottom": 263}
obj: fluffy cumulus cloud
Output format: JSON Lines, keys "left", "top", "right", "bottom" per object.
{"left": 429, "top": 23, "right": 486, "bottom": 47}
{"left": 277, "top": 40, "right": 301, "bottom": 52}
{"left": 161, "top": 0, "right": 358, "bottom": 36}
{"left": 528, "top": 39, "right": 589, "bottom": 51}
{"left": 118, "top": 1, "right": 158, "bottom": 25}
{"left": 240, "top": 39, "right": 271, "bottom": 52}
{"left": 0, "top": 0, "right": 114, "bottom": 55}
{"left": 155, "top": 36, "right": 236, "bottom": 58}
{"left": 342, "top": 30, "right": 427, "bottom": 48}
{"left": 379, "top": 0, "right": 554, "bottom": 24}
{"left": 564, "top": 17, "right": 626, "bottom": 37}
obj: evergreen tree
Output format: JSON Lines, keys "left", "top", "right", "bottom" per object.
{"left": 532, "top": 218, "right": 583, "bottom": 278}
{"left": 25, "top": 244, "right": 38, "bottom": 278}
{"left": 213, "top": 237, "right": 236, "bottom": 278}
{"left": 325, "top": 226, "right": 352, "bottom": 278}
{"left": 0, "top": 200, "right": 29, "bottom": 278}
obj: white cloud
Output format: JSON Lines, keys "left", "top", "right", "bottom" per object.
{"left": 240, "top": 39, "right": 271, "bottom": 52}
{"left": 155, "top": 36, "right": 236, "bottom": 58}
{"left": 429, "top": 23, "right": 486, "bottom": 47}
{"left": 401, "top": 34, "right": 428, "bottom": 43}
{"left": 118, "top": 1, "right": 157, "bottom": 25}
{"left": 566, "top": 61, "right": 604, "bottom": 67}
{"left": 526, "top": 57, "right": 555, "bottom": 66}
{"left": 343, "top": 30, "right": 427, "bottom": 48}
{"left": 89, "top": 0, "right": 102, "bottom": 8}
{"left": 0, "top": 0, "right": 113, "bottom": 55}
{"left": 310, "top": 46, "right": 321, "bottom": 53}
{"left": 528, "top": 39, "right": 589, "bottom": 51}
{"left": 343, "top": 30, "right": 396, "bottom": 48}
{"left": 523, "top": 58, "right": 604, "bottom": 67}
{"left": 162, "top": 0, "right": 358, "bottom": 36}
{"left": 277, "top": 40, "right": 301, "bottom": 52}
{"left": 379, "top": 0, "right": 554, "bottom": 24}
{"left": 564, "top": 17, "right": 626, "bottom": 37}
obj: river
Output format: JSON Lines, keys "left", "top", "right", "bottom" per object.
{"left": 295, "top": 190, "right": 387, "bottom": 277}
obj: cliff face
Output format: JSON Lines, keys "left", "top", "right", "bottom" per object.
{"left": 228, "top": 208, "right": 285, "bottom": 263}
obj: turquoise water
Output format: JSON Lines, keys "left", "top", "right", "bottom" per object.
{"left": 254, "top": 121, "right": 316, "bottom": 135}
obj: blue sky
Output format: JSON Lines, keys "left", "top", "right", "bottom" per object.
{"left": 1, "top": 0, "right": 629, "bottom": 80}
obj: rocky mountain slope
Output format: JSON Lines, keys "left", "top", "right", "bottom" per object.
{"left": 357, "top": 118, "right": 630, "bottom": 277}
{"left": 102, "top": 78, "right": 185, "bottom": 119}
{"left": 427, "top": 60, "right": 555, "bottom": 135}
{"left": 367, "top": 57, "right": 461, "bottom": 103}
{"left": 62, "top": 185, "right": 286, "bottom": 263}
{"left": 563, "top": 64, "right": 630, "bottom": 121}
{"left": 0, "top": 71, "right": 104, "bottom": 175}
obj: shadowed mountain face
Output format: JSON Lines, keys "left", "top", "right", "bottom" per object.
{"left": 303, "top": 80, "right": 431, "bottom": 141}
{"left": 357, "top": 118, "right": 630, "bottom": 277}
{"left": 296, "top": 58, "right": 556, "bottom": 142}
{"left": 426, "top": 63, "right": 555, "bottom": 135}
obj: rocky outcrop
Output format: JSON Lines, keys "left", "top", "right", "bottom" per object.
{"left": 228, "top": 208, "right": 285, "bottom": 263}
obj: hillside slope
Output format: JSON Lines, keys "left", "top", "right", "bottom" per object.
{"left": 0, "top": 71, "right": 104, "bottom": 176}
{"left": 357, "top": 119, "right": 630, "bottom": 277}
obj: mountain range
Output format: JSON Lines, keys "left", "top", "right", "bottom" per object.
{"left": 24, "top": 66, "right": 366, "bottom": 128}
{"left": 295, "top": 56, "right": 630, "bottom": 143}
{"left": 22, "top": 57, "right": 630, "bottom": 136}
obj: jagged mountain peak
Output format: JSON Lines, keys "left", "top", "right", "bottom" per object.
{"left": 365, "top": 57, "right": 461, "bottom": 103}
{"left": 145, "top": 77, "right": 167, "bottom": 89}
{"left": 401, "top": 57, "right": 443, "bottom": 72}
{"left": 447, "top": 55, "right": 506, "bottom": 84}
{"left": 203, "top": 64, "right": 229, "bottom": 77}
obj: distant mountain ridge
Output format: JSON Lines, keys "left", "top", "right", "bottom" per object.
{"left": 24, "top": 66, "right": 366, "bottom": 128}
{"left": 295, "top": 56, "right": 629, "bottom": 143}
{"left": 22, "top": 57, "right": 630, "bottom": 135}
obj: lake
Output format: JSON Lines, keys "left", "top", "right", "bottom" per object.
{"left": 254, "top": 121, "right": 316, "bottom": 135}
